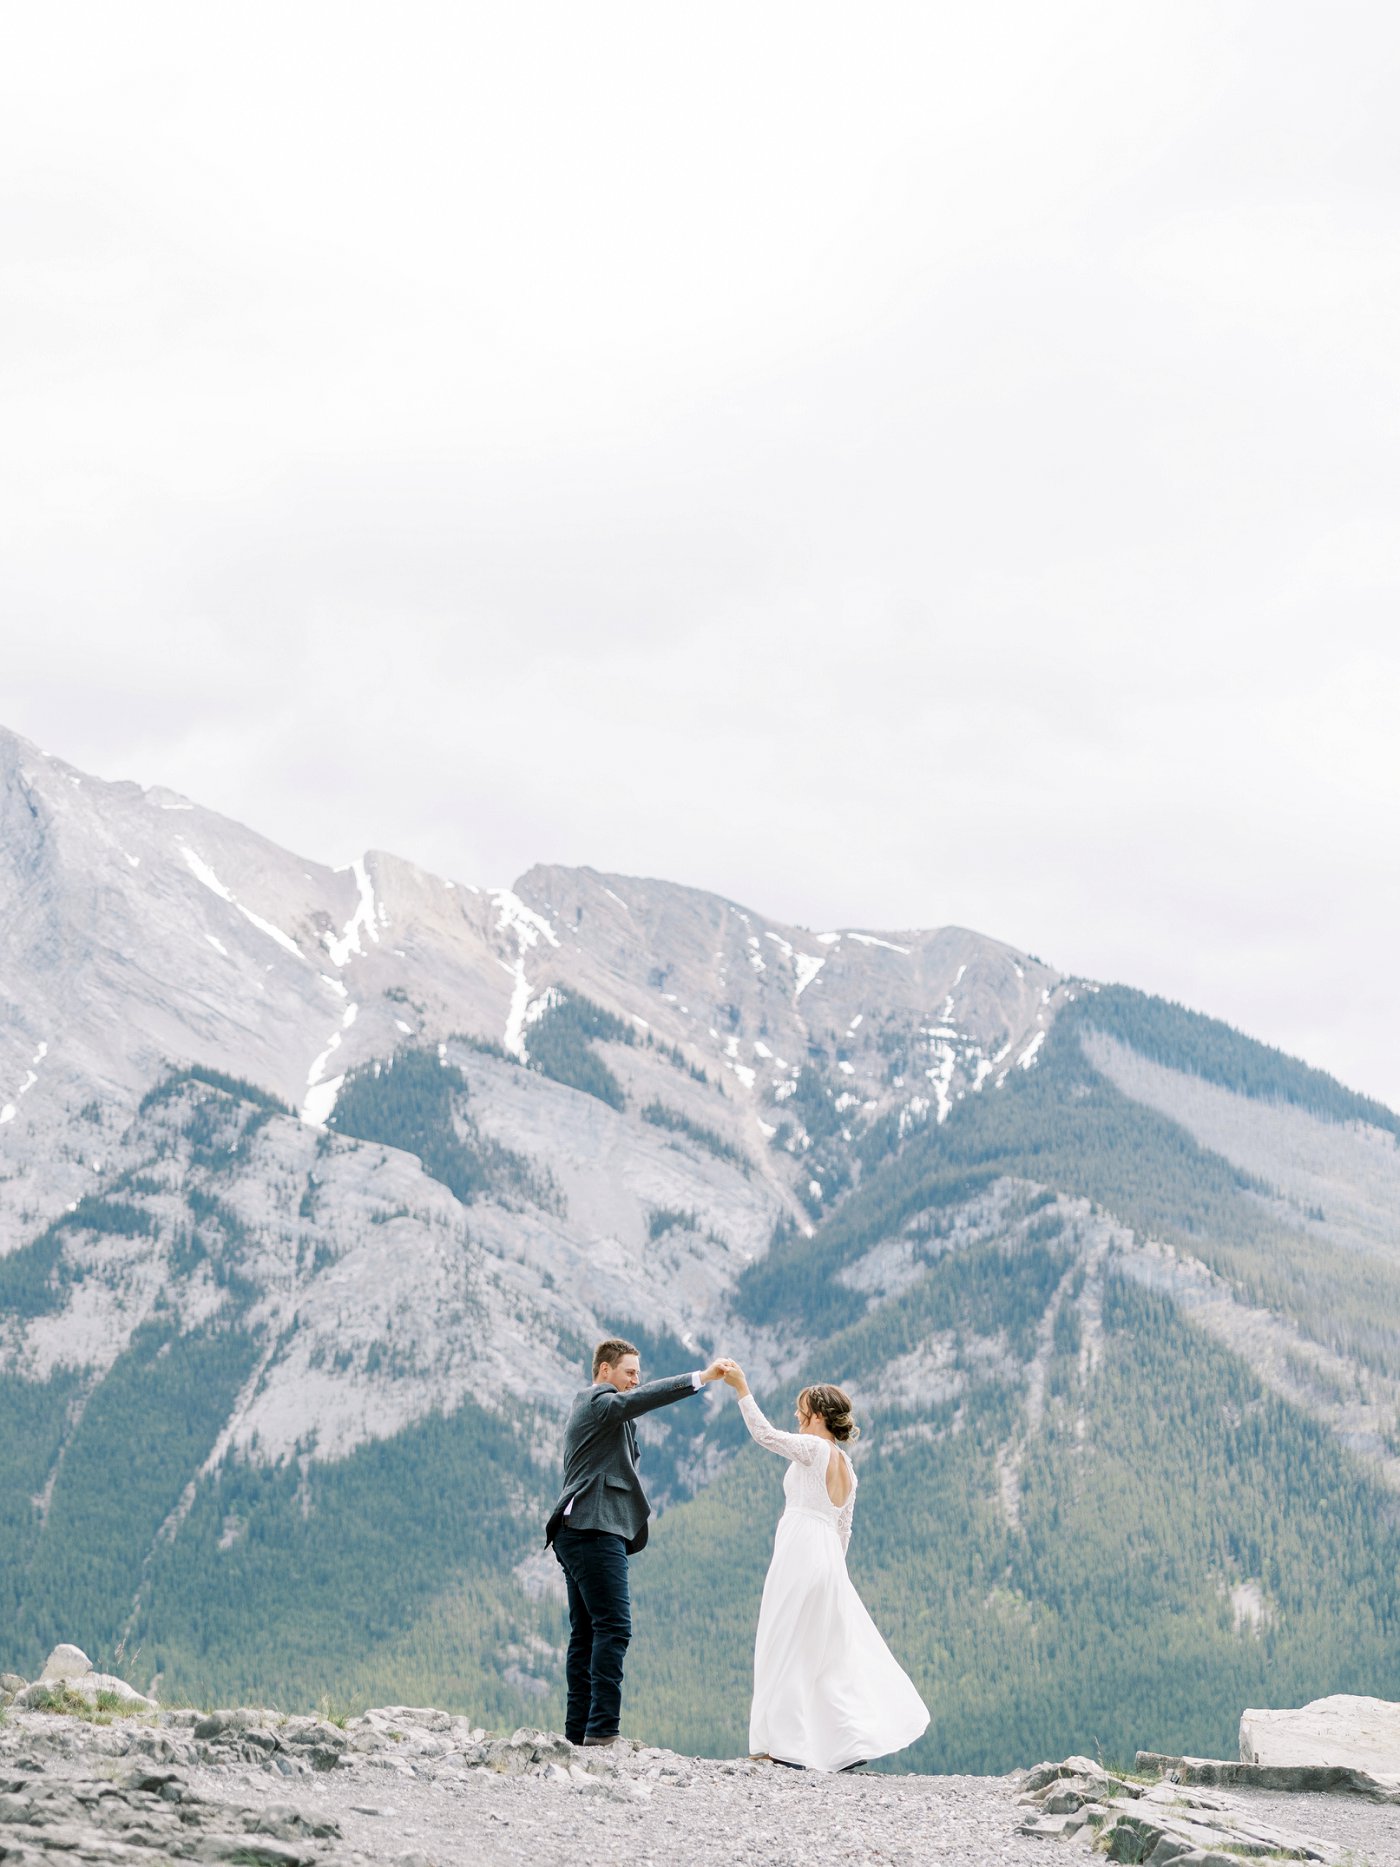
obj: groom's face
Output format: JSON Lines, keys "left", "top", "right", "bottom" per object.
{"left": 598, "top": 1353, "right": 641, "bottom": 1392}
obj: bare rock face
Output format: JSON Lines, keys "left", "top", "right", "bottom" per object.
{"left": 0, "top": 721, "right": 1068, "bottom": 1477}
{"left": 1240, "top": 1694, "right": 1400, "bottom": 1786}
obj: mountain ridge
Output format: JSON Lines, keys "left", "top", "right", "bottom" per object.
{"left": 3, "top": 720, "right": 1399, "bottom": 1769}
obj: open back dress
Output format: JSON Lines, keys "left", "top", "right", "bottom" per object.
{"left": 739, "top": 1394, "right": 930, "bottom": 1772}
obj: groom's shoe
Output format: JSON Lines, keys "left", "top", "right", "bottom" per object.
{"left": 583, "top": 1733, "right": 620, "bottom": 1747}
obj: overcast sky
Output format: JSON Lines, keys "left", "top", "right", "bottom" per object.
{"left": 3, "top": 3, "right": 1399, "bottom": 1108}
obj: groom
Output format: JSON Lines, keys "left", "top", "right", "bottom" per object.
{"left": 545, "top": 1336, "right": 726, "bottom": 1746}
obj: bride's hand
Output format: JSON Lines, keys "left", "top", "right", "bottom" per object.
{"left": 722, "top": 1362, "right": 747, "bottom": 1390}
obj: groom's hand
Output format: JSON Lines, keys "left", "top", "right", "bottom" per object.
{"left": 700, "top": 1356, "right": 752, "bottom": 1395}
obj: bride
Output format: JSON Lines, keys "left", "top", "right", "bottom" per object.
{"left": 718, "top": 1361, "right": 929, "bottom": 1772}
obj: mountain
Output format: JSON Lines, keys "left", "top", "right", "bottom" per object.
{"left": 2, "top": 720, "right": 1399, "bottom": 1767}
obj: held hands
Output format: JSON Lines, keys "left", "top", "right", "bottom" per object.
{"left": 701, "top": 1357, "right": 750, "bottom": 1396}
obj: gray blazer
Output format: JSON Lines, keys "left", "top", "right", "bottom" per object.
{"left": 545, "top": 1372, "right": 699, "bottom": 1555}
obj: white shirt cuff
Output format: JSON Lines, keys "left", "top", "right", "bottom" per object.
{"left": 691, "top": 1369, "right": 705, "bottom": 1389}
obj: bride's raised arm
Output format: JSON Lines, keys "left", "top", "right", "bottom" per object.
{"left": 721, "top": 1363, "right": 821, "bottom": 1465}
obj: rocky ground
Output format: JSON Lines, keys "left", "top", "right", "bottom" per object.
{"left": 2, "top": 1703, "right": 1399, "bottom": 1867}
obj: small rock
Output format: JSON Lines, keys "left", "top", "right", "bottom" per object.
{"left": 469, "top": 1726, "right": 575, "bottom": 1775}
{"left": 1021, "top": 1759, "right": 1061, "bottom": 1792}
{"left": 1022, "top": 1754, "right": 1109, "bottom": 1795}
{"left": 1186, "top": 1855, "right": 1263, "bottom": 1867}
{"left": 1043, "top": 1786, "right": 1088, "bottom": 1813}
{"left": 1142, "top": 1838, "right": 1192, "bottom": 1865}
{"left": 1059, "top": 1752, "right": 1103, "bottom": 1777}
{"left": 245, "top": 1803, "right": 341, "bottom": 1840}
{"left": 192, "top": 1838, "right": 318, "bottom": 1866}
{"left": 361, "top": 1706, "right": 452, "bottom": 1734}
{"left": 276, "top": 1718, "right": 348, "bottom": 1772}
{"left": 1020, "top": 1811, "right": 1080, "bottom": 1837}
{"left": 117, "top": 1766, "right": 184, "bottom": 1794}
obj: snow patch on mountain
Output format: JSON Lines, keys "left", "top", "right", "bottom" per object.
{"left": 926, "top": 1041, "right": 956, "bottom": 1122}
{"left": 302, "top": 1003, "right": 359, "bottom": 1126}
{"left": 794, "top": 954, "right": 825, "bottom": 998}
{"left": 493, "top": 889, "right": 561, "bottom": 1057}
{"left": 179, "top": 845, "right": 303, "bottom": 959}
{"left": 1018, "top": 1031, "right": 1046, "bottom": 1070}
{"left": 325, "top": 857, "right": 382, "bottom": 966}
{"left": 847, "top": 933, "right": 912, "bottom": 955}
{"left": 492, "top": 889, "right": 560, "bottom": 952}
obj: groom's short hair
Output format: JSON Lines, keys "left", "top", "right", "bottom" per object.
{"left": 593, "top": 1337, "right": 640, "bottom": 1378}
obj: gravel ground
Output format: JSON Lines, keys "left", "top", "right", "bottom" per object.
{"left": 196, "top": 1755, "right": 1061, "bottom": 1867}
{"left": 4, "top": 1703, "right": 1399, "bottom": 1867}
{"left": 186, "top": 1745, "right": 1400, "bottom": 1867}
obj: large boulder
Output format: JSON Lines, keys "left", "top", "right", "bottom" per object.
{"left": 1240, "top": 1694, "right": 1400, "bottom": 1786}
{"left": 39, "top": 1643, "right": 92, "bottom": 1681}
{"left": 19, "top": 1671, "right": 158, "bottom": 1712}
{"left": 69, "top": 1671, "right": 158, "bottom": 1710}
{"left": 19, "top": 1645, "right": 158, "bottom": 1713}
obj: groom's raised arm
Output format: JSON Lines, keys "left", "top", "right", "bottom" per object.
{"left": 592, "top": 1364, "right": 721, "bottom": 1422}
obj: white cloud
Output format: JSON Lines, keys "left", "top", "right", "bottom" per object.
{"left": 2, "top": 1, "right": 1398, "bottom": 1108}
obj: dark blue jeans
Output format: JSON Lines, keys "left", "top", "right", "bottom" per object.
{"left": 553, "top": 1527, "right": 631, "bottom": 1742}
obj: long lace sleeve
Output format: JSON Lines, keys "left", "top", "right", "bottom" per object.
{"left": 738, "top": 1393, "right": 821, "bottom": 1464}
{"left": 836, "top": 1492, "right": 854, "bottom": 1555}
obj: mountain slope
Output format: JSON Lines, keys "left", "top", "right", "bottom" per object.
{"left": 2, "top": 722, "right": 1399, "bottom": 1768}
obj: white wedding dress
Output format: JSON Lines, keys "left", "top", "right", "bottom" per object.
{"left": 739, "top": 1394, "right": 930, "bottom": 1772}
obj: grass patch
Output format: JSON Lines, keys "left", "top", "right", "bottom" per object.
{"left": 314, "top": 1695, "right": 351, "bottom": 1729}
{"left": 25, "top": 1682, "right": 151, "bottom": 1723}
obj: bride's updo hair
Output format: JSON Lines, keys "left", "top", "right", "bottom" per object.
{"left": 798, "top": 1383, "right": 860, "bottom": 1443}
